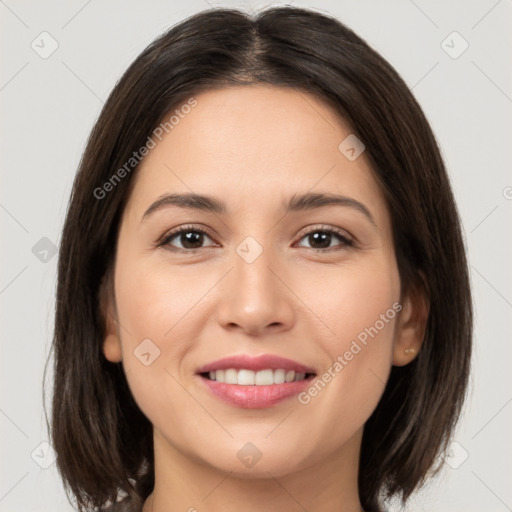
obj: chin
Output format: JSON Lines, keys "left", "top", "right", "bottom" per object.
{"left": 195, "top": 440, "right": 317, "bottom": 480}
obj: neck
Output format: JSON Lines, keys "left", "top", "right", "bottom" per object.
{"left": 143, "top": 428, "right": 364, "bottom": 512}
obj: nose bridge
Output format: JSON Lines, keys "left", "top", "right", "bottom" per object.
{"left": 233, "top": 237, "right": 280, "bottom": 310}
{"left": 216, "top": 236, "right": 294, "bottom": 334}
{"left": 235, "top": 241, "right": 273, "bottom": 297}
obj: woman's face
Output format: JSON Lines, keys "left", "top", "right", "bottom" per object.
{"left": 103, "top": 85, "right": 413, "bottom": 477}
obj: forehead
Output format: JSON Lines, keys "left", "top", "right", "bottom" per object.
{"left": 124, "top": 85, "right": 388, "bottom": 224}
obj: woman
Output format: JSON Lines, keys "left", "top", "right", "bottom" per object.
{"left": 46, "top": 6, "right": 472, "bottom": 512}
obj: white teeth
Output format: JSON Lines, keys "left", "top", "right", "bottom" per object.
{"left": 273, "top": 369, "right": 285, "bottom": 384}
{"left": 237, "top": 369, "right": 255, "bottom": 385}
{"left": 225, "top": 369, "right": 237, "bottom": 384}
{"left": 255, "top": 369, "right": 273, "bottom": 385}
{"left": 206, "top": 368, "right": 311, "bottom": 385}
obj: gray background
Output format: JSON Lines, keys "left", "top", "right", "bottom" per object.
{"left": 1, "top": 0, "right": 511, "bottom": 510}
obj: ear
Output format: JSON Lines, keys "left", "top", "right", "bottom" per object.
{"left": 393, "top": 282, "right": 429, "bottom": 367}
{"left": 99, "top": 272, "right": 123, "bottom": 363}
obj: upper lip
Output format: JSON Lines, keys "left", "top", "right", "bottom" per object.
{"left": 196, "top": 354, "right": 316, "bottom": 374}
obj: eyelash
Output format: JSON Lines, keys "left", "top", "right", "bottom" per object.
{"left": 157, "top": 224, "right": 355, "bottom": 254}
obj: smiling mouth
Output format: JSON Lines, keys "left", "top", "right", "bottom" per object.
{"left": 199, "top": 369, "right": 316, "bottom": 385}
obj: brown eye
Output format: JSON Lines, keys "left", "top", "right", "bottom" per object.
{"left": 160, "top": 227, "right": 217, "bottom": 251}
{"left": 296, "top": 228, "right": 353, "bottom": 250}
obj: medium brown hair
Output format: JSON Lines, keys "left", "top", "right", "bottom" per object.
{"left": 45, "top": 6, "right": 472, "bottom": 512}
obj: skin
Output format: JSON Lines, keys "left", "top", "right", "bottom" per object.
{"left": 102, "top": 85, "right": 428, "bottom": 512}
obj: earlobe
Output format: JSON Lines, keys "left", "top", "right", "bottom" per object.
{"left": 103, "top": 331, "right": 123, "bottom": 363}
{"left": 393, "top": 285, "right": 429, "bottom": 367}
{"left": 99, "top": 273, "right": 123, "bottom": 363}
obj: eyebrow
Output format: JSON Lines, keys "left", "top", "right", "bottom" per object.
{"left": 142, "top": 192, "right": 376, "bottom": 226}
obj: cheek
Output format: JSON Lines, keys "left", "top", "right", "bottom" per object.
{"left": 304, "top": 256, "right": 400, "bottom": 354}
{"left": 115, "top": 256, "right": 212, "bottom": 347}
{"left": 113, "top": 252, "right": 225, "bottom": 428}
{"left": 295, "top": 257, "right": 401, "bottom": 437}
{"left": 112, "top": 258, "right": 183, "bottom": 401}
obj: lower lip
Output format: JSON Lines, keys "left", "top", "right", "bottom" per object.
{"left": 198, "top": 375, "right": 314, "bottom": 409}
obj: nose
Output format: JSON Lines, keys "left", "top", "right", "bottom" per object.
{"left": 216, "top": 244, "right": 295, "bottom": 336}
